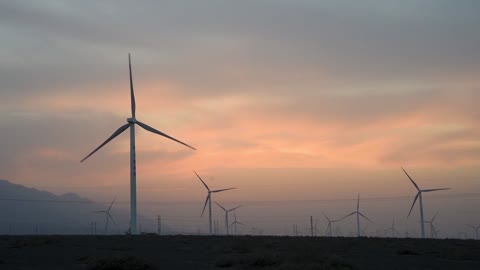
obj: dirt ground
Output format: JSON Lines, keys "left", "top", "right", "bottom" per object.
{"left": 0, "top": 235, "right": 479, "bottom": 269}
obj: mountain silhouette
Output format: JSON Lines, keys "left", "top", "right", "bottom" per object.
{"left": 0, "top": 179, "right": 130, "bottom": 235}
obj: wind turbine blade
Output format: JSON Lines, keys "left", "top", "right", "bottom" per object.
{"left": 107, "top": 196, "right": 116, "bottom": 212}
{"left": 193, "top": 170, "right": 210, "bottom": 191}
{"left": 128, "top": 53, "right": 136, "bottom": 118}
{"left": 108, "top": 213, "right": 116, "bottom": 225}
{"left": 201, "top": 194, "right": 209, "bottom": 217}
{"left": 341, "top": 212, "right": 357, "bottom": 220}
{"left": 322, "top": 212, "right": 331, "bottom": 222}
{"left": 407, "top": 192, "right": 420, "bottom": 218}
{"left": 80, "top": 123, "right": 131, "bottom": 162}
{"left": 359, "top": 212, "right": 373, "bottom": 223}
{"left": 215, "top": 202, "right": 227, "bottom": 212}
{"left": 466, "top": 224, "right": 475, "bottom": 229}
{"left": 401, "top": 167, "right": 420, "bottom": 191}
{"left": 228, "top": 206, "right": 242, "bottom": 212}
{"left": 422, "top": 188, "right": 451, "bottom": 192}
{"left": 136, "top": 121, "right": 196, "bottom": 150}
{"left": 212, "top": 188, "right": 236, "bottom": 193}
{"left": 237, "top": 222, "right": 246, "bottom": 226}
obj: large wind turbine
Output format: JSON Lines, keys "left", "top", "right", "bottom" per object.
{"left": 81, "top": 54, "right": 196, "bottom": 235}
{"left": 194, "top": 171, "right": 235, "bottom": 234}
{"left": 322, "top": 212, "right": 341, "bottom": 237}
{"left": 402, "top": 167, "right": 450, "bottom": 239}
{"left": 94, "top": 197, "right": 116, "bottom": 234}
{"left": 216, "top": 202, "right": 241, "bottom": 235}
{"left": 341, "top": 194, "right": 373, "bottom": 237}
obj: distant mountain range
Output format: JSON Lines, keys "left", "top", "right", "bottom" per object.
{"left": 0, "top": 179, "right": 134, "bottom": 235}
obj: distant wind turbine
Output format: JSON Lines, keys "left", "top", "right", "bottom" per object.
{"left": 95, "top": 197, "right": 116, "bottom": 234}
{"left": 322, "top": 212, "right": 341, "bottom": 237}
{"left": 402, "top": 167, "right": 450, "bottom": 239}
{"left": 361, "top": 224, "right": 369, "bottom": 237}
{"left": 384, "top": 218, "right": 400, "bottom": 238}
{"left": 81, "top": 54, "right": 196, "bottom": 234}
{"left": 216, "top": 202, "right": 241, "bottom": 235}
{"left": 230, "top": 210, "right": 245, "bottom": 235}
{"left": 341, "top": 194, "right": 373, "bottom": 237}
{"left": 194, "top": 171, "right": 235, "bottom": 234}
{"left": 422, "top": 212, "right": 439, "bottom": 239}
{"left": 314, "top": 218, "right": 321, "bottom": 237}
{"left": 466, "top": 224, "right": 480, "bottom": 240}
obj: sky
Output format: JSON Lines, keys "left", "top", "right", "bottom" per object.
{"left": 1, "top": 1, "right": 479, "bottom": 236}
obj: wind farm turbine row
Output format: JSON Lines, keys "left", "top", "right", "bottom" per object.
{"left": 79, "top": 54, "right": 453, "bottom": 238}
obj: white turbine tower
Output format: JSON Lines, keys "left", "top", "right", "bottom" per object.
{"left": 341, "top": 194, "right": 373, "bottom": 237}
{"left": 94, "top": 197, "right": 116, "bottom": 235}
{"left": 466, "top": 224, "right": 480, "bottom": 240}
{"left": 402, "top": 167, "right": 450, "bottom": 239}
{"left": 81, "top": 54, "right": 196, "bottom": 235}
{"left": 216, "top": 202, "right": 241, "bottom": 235}
{"left": 194, "top": 171, "right": 235, "bottom": 234}
{"left": 322, "top": 212, "right": 341, "bottom": 237}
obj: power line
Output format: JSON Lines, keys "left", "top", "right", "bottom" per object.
{"left": 0, "top": 192, "right": 478, "bottom": 205}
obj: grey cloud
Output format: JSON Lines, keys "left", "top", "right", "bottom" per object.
{"left": 1, "top": 0, "right": 479, "bottom": 101}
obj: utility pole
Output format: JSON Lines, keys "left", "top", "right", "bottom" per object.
{"left": 310, "top": 216, "right": 314, "bottom": 237}
{"left": 157, "top": 215, "right": 161, "bottom": 235}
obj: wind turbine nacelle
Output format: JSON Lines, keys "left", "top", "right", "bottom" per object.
{"left": 127, "top": 118, "right": 137, "bottom": 123}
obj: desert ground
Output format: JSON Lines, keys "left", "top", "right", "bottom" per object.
{"left": 0, "top": 235, "right": 479, "bottom": 270}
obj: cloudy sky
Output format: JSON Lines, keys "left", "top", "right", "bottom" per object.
{"left": 1, "top": 1, "right": 479, "bottom": 235}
